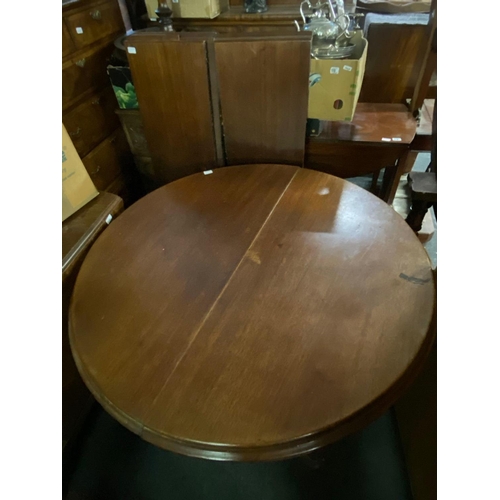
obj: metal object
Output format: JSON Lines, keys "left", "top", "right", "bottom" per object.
{"left": 156, "top": 2, "right": 174, "bottom": 31}
{"left": 70, "top": 127, "right": 82, "bottom": 137}
{"left": 297, "top": 0, "right": 356, "bottom": 59}
{"left": 244, "top": 0, "right": 268, "bottom": 13}
{"left": 75, "top": 58, "right": 86, "bottom": 68}
{"left": 295, "top": 0, "right": 355, "bottom": 59}
{"left": 90, "top": 10, "right": 102, "bottom": 20}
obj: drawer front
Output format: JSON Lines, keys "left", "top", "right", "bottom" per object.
{"left": 116, "top": 110, "right": 150, "bottom": 157}
{"left": 65, "top": 0, "right": 124, "bottom": 50}
{"left": 63, "top": 21, "right": 76, "bottom": 58}
{"left": 83, "top": 129, "right": 131, "bottom": 191}
{"left": 63, "top": 43, "right": 115, "bottom": 109}
{"left": 63, "top": 87, "right": 120, "bottom": 158}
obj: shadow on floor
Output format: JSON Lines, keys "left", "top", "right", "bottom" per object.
{"left": 64, "top": 407, "right": 412, "bottom": 500}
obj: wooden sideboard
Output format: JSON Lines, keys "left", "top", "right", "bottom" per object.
{"left": 63, "top": 193, "right": 124, "bottom": 453}
{"left": 144, "top": 1, "right": 434, "bottom": 105}
{"left": 63, "top": 0, "right": 139, "bottom": 204}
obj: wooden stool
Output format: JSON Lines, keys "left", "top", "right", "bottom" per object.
{"left": 405, "top": 171, "right": 436, "bottom": 233}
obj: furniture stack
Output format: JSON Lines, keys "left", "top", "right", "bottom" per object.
{"left": 63, "top": 0, "right": 136, "bottom": 204}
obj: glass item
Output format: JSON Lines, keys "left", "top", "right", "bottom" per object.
{"left": 244, "top": 0, "right": 268, "bottom": 14}
{"left": 297, "top": 0, "right": 358, "bottom": 59}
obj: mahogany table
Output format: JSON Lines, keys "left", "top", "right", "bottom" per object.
{"left": 69, "top": 165, "right": 435, "bottom": 461}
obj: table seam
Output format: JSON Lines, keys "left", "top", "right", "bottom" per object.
{"left": 145, "top": 167, "right": 300, "bottom": 413}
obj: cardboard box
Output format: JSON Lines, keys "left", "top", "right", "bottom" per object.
{"left": 62, "top": 125, "right": 99, "bottom": 221}
{"left": 308, "top": 31, "right": 368, "bottom": 122}
{"left": 145, "top": 0, "right": 229, "bottom": 20}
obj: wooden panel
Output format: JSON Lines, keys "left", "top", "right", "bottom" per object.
{"left": 360, "top": 22, "right": 428, "bottom": 103}
{"left": 82, "top": 128, "right": 131, "bottom": 191}
{"left": 116, "top": 109, "right": 150, "bottom": 157}
{"left": 312, "top": 104, "right": 417, "bottom": 144}
{"left": 396, "top": 340, "right": 437, "bottom": 500}
{"left": 63, "top": 20, "right": 76, "bottom": 58}
{"left": 70, "top": 165, "right": 436, "bottom": 460}
{"left": 70, "top": 165, "right": 298, "bottom": 431}
{"left": 65, "top": 0, "right": 124, "bottom": 50}
{"left": 63, "top": 42, "right": 115, "bottom": 110}
{"left": 214, "top": 33, "right": 311, "bottom": 166}
{"left": 63, "top": 192, "right": 124, "bottom": 447}
{"left": 63, "top": 192, "right": 124, "bottom": 278}
{"left": 125, "top": 33, "right": 218, "bottom": 184}
{"left": 63, "top": 86, "right": 120, "bottom": 158}
{"left": 305, "top": 141, "right": 406, "bottom": 178}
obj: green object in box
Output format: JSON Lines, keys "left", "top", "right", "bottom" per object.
{"left": 113, "top": 82, "right": 138, "bottom": 109}
{"left": 107, "top": 66, "right": 139, "bottom": 109}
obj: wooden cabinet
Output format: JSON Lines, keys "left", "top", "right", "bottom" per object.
{"left": 63, "top": 0, "right": 137, "bottom": 204}
{"left": 65, "top": 0, "right": 125, "bottom": 50}
{"left": 63, "top": 22, "right": 76, "bottom": 58}
{"left": 83, "top": 128, "right": 131, "bottom": 191}
{"left": 62, "top": 0, "right": 137, "bottom": 456}
{"left": 62, "top": 43, "right": 115, "bottom": 110}
{"left": 63, "top": 86, "right": 120, "bottom": 157}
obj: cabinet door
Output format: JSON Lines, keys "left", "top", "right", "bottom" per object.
{"left": 214, "top": 33, "right": 311, "bottom": 166}
{"left": 125, "top": 33, "right": 218, "bottom": 184}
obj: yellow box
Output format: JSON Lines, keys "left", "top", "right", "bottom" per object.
{"left": 62, "top": 125, "right": 99, "bottom": 221}
{"left": 308, "top": 32, "right": 368, "bottom": 122}
{"left": 145, "top": 0, "right": 229, "bottom": 19}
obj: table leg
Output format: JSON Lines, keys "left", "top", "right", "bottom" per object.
{"left": 380, "top": 149, "right": 410, "bottom": 205}
{"left": 406, "top": 200, "right": 433, "bottom": 233}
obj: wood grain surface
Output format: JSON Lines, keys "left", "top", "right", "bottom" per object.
{"left": 360, "top": 21, "right": 428, "bottom": 103}
{"left": 70, "top": 165, "right": 436, "bottom": 461}
{"left": 63, "top": 192, "right": 124, "bottom": 449}
{"left": 125, "top": 32, "right": 219, "bottom": 184}
{"left": 215, "top": 33, "right": 311, "bottom": 166}
{"left": 309, "top": 104, "right": 417, "bottom": 145}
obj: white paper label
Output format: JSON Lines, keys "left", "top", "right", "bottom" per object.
{"left": 381, "top": 137, "right": 391, "bottom": 142}
{"left": 392, "top": 137, "right": 402, "bottom": 141}
{"left": 76, "top": 27, "right": 83, "bottom": 34}
{"left": 343, "top": 65, "right": 353, "bottom": 72}
{"left": 105, "top": 214, "right": 113, "bottom": 224}
{"left": 330, "top": 67, "right": 340, "bottom": 75}
{"left": 150, "top": 17, "right": 157, "bottom": 21}
{"left": 127, "top": 47, "right": 137, "bottom": 54}
{"left": 203, "top": 170, "right": 213, "bottom": 175}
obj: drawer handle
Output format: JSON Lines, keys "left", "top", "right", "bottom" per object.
{"left": 69, "top": 127, "right": 82, "bottom": 138}
{"left": 90, "top": 10, "right": 102, "bottom": 20}
{"left": 75, "top": 58, "right": 86, "bottom": 68}
{"left": 91, "top": 97, "right": 101, "bottom": 105}
{"left": 93, "top": 165, "right": 101, "bottom": 174}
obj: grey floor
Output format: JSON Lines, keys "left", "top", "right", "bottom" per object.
{"left": 64, "top": 159, "right": 435, "bottom": 500}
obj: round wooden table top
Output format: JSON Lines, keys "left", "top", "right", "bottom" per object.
{"left": 70, "top": 165, "right": 435, "bottom": 461}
